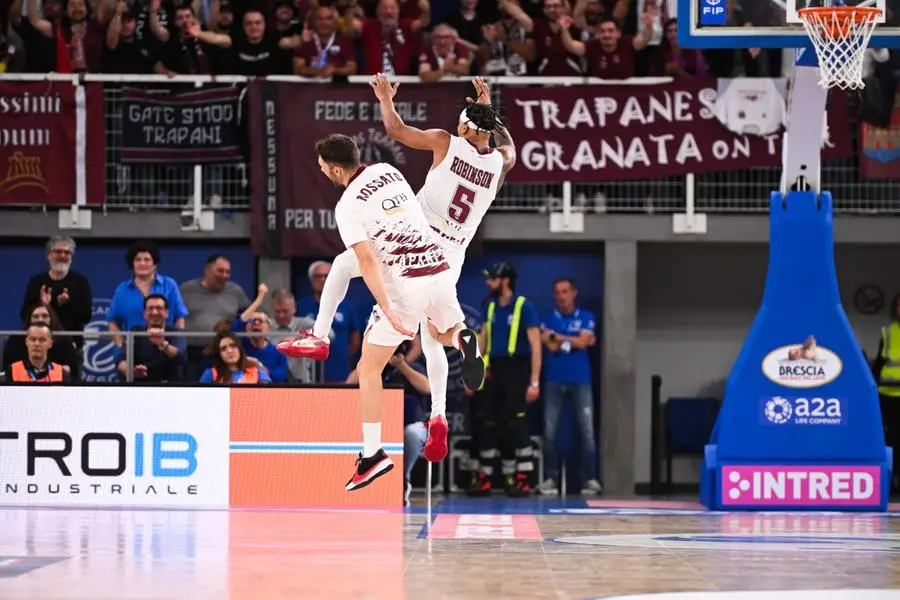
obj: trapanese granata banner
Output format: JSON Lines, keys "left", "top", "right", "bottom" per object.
{"left": 503, "top": 79, "right": 851, "bottom": 182}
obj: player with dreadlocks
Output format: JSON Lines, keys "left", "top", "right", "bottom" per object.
{"left": 279, "top": 75, "right": 517, "bottom": 467}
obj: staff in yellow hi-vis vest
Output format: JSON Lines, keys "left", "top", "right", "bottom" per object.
{"left": 873, "top": 293, "right": 900, "bottom": 491}
{"left": 465, "top": 263, "right": 542, "bottom": 498}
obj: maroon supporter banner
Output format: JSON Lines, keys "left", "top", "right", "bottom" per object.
{"left": 503, "top": 79, "right": 852, "bottom": 183}
{"left": 0, "top": 82, "right": 104, "bottom": 205}
{"left": 859, "top": 93, "right": 900, "bottom": 179}
{"left": 120, "top": 86, "right": 244, "bottom": 164}
{"left": 248, "top": 80, "right": 471, "bottom": 258}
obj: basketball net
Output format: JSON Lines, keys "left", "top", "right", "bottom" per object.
{"left": 797, "top": 6, "right": 882, "bottom": 90}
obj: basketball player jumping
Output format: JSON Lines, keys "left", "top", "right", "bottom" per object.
{"left": 311, "top": 133, "right": 490, "bottom": 491}
{"left": 279, "top": 75, "right": 517, "bottom": 467}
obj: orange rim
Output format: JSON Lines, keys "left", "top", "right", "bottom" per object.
{"left": 798, "top": 6, "right": 882, "bottom": 38}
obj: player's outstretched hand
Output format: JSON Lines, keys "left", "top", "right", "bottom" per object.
{"left": 370, "top": 73, "right": 399, "bottom": 101}
{"left": 383, "top": 306, "right": 414, "bottom": 338}
{"left": 466, "top": 77, "right": 491, "bottom": 106}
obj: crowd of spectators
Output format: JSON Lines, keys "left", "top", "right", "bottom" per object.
{"left": 0, "top": 236, "right": 607, "bottom": 500}
{"left": 1, "top": 236, "right": 362, "bottom": 385}
{"left": 1, "top": 0, "right": 831, "bottom": 80}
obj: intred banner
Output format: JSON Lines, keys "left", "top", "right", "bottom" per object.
{"left": 0, "top": 81, "right": 104, "bottom": 205}
{"left": 503, "top": 79, "right": 852, "bottom": 182}
{"left": 248, "top": 80, "right": 471, "bottom": 258}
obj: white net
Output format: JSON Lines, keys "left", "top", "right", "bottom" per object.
{"left": 798, "top": 7, "right": 882, "bottom": 90}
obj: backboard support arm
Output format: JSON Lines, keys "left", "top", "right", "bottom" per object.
{"left": 779, "top": 49, "right": 828, "bottom": 197}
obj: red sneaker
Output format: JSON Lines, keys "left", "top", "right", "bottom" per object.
{"left": 276, "top": 330, "right": 330, "bottom": 360}
{"left": 422, "top": 415, "right": 448, "bottom": 462}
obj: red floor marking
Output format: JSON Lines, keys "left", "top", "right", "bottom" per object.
{"left": 428, "top": 514, "right": 542, "bottom": 540}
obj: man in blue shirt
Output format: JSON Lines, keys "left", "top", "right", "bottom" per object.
{"left": 297, "top": 260, "right": 361, "bottom": 383}
{"left": 536, "top": 278, "right": 602, "bottom": 496}
{"left": 467, "top": 263, "right": 542, "bottom": 498}
{"left": 231, "top": 311, "right": 288, "bottom": 383}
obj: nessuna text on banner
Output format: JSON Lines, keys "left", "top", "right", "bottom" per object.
{"left": 248, "top": 80, "right": 472, "bottom": 258}
{"left": 120, "top": 86, "right": 244, "bottom": 164}
{"left": 0, "top": 81, "right": 104, "bottom": 205}
{"left": 503, "top": 78, "right": 852, "bottom": 183}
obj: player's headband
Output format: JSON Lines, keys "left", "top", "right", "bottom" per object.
{"left": 459, "top": 107, "right": 487, "bottom": 132}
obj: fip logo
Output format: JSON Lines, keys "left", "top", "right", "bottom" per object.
{"left": 82, "top": 298, "right": 119, "bottom": 382}
{"left": 700, "top": 0, "right": 727, "bottom": 25}
{"left": 761, "top": 396, "right": 845, "bottom": 426}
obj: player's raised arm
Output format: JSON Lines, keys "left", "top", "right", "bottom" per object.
{"left": 492, "top": 123, "right": 517, "bottom": 189}
{"left": 370, "top": 73, "right": 451, "bottom": 158}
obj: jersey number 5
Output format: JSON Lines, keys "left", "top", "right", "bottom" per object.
{"left": 449, "top": 184, "right": 476, "bottom": 225}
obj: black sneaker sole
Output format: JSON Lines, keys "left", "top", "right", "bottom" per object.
{"left": 457, "top": 328, "right": 485, "bottom": 390}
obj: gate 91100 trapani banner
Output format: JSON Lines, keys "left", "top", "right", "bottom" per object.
{"left": 248, "top": 80, "right": 471, "bottom": 258}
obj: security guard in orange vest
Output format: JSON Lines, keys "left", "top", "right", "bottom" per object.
{"left": 873, "top": 293, "right": 900, "bottom": 490}
{"left": 467, "top": 263, "right": 542, "bottom": 498}
{"left": 4, "top": 324, "right": 71, "bottom": 383}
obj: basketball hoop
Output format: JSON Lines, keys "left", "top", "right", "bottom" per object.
{"left": 798, "top": 6, "right": 882, "bottom": 90}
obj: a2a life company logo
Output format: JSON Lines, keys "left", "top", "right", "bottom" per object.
{"left": 761, "top": 396, "right": 846, "bottom": 426}
{"left": 699, "top": 0, "right": 727, "bottom": 25}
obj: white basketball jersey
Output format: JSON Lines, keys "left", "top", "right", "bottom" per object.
{"left": 418, "top": 135, "right": 505, "bottom": 257}
{"left": 335, "top": 162, "right": 449, "bottom": 297}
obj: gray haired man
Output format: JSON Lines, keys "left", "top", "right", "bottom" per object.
{"left": 270, "top": 288, "right": 335, "bottom": 383}
{"left": 19, "top": 236, "right": 93, "bottom": 350}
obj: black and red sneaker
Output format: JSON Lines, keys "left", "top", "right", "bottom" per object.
{"left": 506, "top": 473, "right": 532, "bottom": 498}
{"left": 345, "top": 449, "right": 394, "bottom": 491}
{"left": 456, "top": 328, "right": 484, "bottom": 390}
{"left": 465, "top": 472, "right": 492, "bottom": 497}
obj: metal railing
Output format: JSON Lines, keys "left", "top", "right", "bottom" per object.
{"left": 0, "top": 328, "right": 306, "bottom": 384}
{"left": 2, "top": 73, "right": 899, "bottom": 216}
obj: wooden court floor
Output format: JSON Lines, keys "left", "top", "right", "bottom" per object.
{"left": 0, "top": 498, "right": 899, "bottom": 599}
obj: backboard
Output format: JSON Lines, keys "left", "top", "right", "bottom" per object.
{"left": 679, "top": 0, "right": 900, "bottom": 48}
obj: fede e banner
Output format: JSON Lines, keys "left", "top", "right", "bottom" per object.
{"left": 248, "top": 80, "right": 472, "bottom": 258}
{"left": 503, "top": 78, "right": 852, "bottom": 182}
{"left": 120, "top": 85, "right": 244, "bottom": 164}
{"left": 0, "top": 81, "right": 104, "bottom": 205}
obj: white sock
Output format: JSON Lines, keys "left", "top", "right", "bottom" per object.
{"left": 312, "top": 249, "right": 361, "bottom": 339}
{"left": 421, "top": 326, "right": 448, "bottom": 418}
{"left": 362, "top": 422, "right": 381, "bottom": 457}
